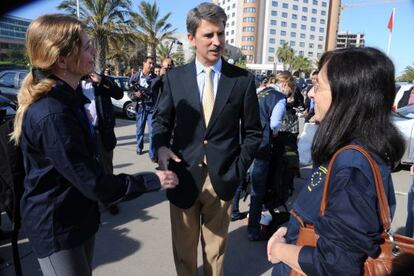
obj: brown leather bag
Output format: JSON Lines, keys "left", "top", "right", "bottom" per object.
{"left": 290, "top": 144, "right": 414, "bottom": 276}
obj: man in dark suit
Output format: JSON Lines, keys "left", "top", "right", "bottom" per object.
{"left": 152, "top": 3, "right": 262, "bottom": 276}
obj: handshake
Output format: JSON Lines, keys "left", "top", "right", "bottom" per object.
{"left": 154, "top": 146, "right": 183, "bottom": 189}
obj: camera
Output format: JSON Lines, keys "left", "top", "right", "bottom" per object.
{"left": 130, "top": 80, "right": 153, "bottom": 102}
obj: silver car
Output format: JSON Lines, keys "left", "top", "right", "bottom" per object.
{"left": 110, "top": 76, "right": 136, "bottom": 120}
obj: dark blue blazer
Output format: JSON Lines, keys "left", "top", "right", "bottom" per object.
{"left": 152, "top": 59, "right": 262, "bottom": 208}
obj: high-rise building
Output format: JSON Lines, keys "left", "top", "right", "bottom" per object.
{"left": 213, "top": 0, "right": 341, "bottom": 72}
{"left": 336, "top": 32, "right": 365, "bottom": 48}
{"left": 0, "top": 15, "right": 31, "bottom": 59}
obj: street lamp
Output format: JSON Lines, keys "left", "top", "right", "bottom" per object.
{"left": 167, "top": 39, "right": 183, "bottom": 56}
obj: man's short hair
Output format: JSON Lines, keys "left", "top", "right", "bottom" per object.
{"left": 186, "top": 2, "right": 227, "bottom": 36}
{"left": 311, "top": 70, "right": 319, "bottom": 76}
{"left": 143, "top": 56, "right": 154, "bottom": 63}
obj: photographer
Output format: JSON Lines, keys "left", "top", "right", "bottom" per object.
{"left": 128, "top": 56, "right": 157, "bottom": 161}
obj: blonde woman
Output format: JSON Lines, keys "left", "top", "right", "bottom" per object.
{"left": 12, "top": 14, "right": 178, "bottom": 275}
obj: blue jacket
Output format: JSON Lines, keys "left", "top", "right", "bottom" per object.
{"left": 273, "top": 143, "right": 396, "bottom": 275}
{"left": 255, "top": 87, "right": 286, "bottom": 160}
{"left": 20, "top": 78, "right": 161, "bottom": 258}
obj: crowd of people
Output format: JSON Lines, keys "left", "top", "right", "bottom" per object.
{"left": 1, "top": 2, "right": 414, "bottom": 276}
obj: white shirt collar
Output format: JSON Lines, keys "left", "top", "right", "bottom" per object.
{"left": 195, "top": 58, "right": 222, "bottom": 76}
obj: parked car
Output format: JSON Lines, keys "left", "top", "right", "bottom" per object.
{"left": 0, "top": 69, "right": 29, "bottom": 103}
{"left": 110, "top": 76, "right": 136, "bottom": 120}
{"left": 0, "top": 95, "right": 16, "bottom": 124}
{"left": 393, "top": 104, "right": 414, "bottom": 165}
{"left": 394, "top": 83, "right": 414, "bottom": 109}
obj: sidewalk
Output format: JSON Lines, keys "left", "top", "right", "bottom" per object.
{"left": 0, "top": 118, "right": 411, "bottom": 275}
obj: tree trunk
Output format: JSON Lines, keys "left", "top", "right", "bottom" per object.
{"left": 95, "top": 34, "right": 106, "bottom": 74}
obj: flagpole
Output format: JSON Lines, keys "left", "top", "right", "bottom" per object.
{"left": 386, "top": 8, "right": 395, "bottom": 55}
{"left": 76, "top": 0, "right": 80, "bottom": 19}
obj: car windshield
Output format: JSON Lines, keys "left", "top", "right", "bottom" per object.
{"left": 112, "top": 77, "right": 130, "bottom": 91}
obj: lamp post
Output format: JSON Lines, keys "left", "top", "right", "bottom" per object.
{"left": 167, "top": 39, "right": 183, "bottom": 56}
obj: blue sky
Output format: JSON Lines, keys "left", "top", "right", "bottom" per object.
{"left": 8, "top": 0, "right": 414, "bottom": 75}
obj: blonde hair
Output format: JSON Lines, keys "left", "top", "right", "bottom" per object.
{"left": 276, "top": 71, "right": 295, "bottom": 98}
{"left": 11, "top": 14, "right": 84, "bottom": 144}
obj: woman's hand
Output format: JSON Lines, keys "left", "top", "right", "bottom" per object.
{"left": 267, "top": 226, "right": 287, "bottom": 263}
{"left": 155, "top": 170, "right": 179, "bottom": 189}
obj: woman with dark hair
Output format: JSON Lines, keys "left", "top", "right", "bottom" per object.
{"left": 12, "top": 14, "right": 178, "bottom": 275}
{"left": 267, "top": 47, "right": 404, "bottom": 275}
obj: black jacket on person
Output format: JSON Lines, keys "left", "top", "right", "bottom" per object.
{"left": 82, "top": 75, "right": 123, "bottom": 151}
{"left": 128, "top": 71, "right": 158, "bottom": 111}
{"left": 20, "top": 77, "right": 161, "bottom": 258}
{"left": 152, "top": 59, "right": 262, "bottom": 209}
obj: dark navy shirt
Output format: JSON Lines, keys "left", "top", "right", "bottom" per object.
{"left": 273, "top": 145, "right": 396, "bottom": 275}
{"left": 20, "top": 78, "right": 161, "bottom": 258}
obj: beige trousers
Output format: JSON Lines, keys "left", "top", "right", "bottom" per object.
{"left": 170, "top": 167, "right": 232, "bottom": 276}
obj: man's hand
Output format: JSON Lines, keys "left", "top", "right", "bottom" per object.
{"left": 89, "top": 72, "right": 101, "bottom": 85}
{"left": 134, "top": 91, "right": 142, "bottom": 98}
{"left": 267, "top": 226, "right": 287, "bottom": 263}
{"left": 155, "top": 170, "right": 179, "bottom": 189}
{"left": 157, "top": 146, "right": 181, "bottom": 170}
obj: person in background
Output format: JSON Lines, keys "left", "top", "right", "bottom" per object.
{"left": 152, "top": 3, "right": 262, "bottom": 275}
{"left": 267, "top": 47, "right": 404, "bottom": 275}
{"left": 160, "top": 56, "right": 175, "bottom": 76}
{"left": 12, "top": 14, "right": 178, "bottom": 276}
{"left": 246, "top": 80, "right": 286, "bottom": 241}
{"left": 304, "top": 70, "right": 318, "bottom": 122}
{"left": 81, "top": 71, "right": 123, "bottom": 215}
{"left": 154, "top": 64, "right": 161, "bottom": 77}
{"left": 129, "top": 56, "right": 157, "bottom": 160}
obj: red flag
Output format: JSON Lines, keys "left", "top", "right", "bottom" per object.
{"left": 387, "top": 10, "right": 394, "bottom": 32}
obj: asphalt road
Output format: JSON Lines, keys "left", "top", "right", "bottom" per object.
{"left": 0, "top": 117, "right": 412, "bottom": 276}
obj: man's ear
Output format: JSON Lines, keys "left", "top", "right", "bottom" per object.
{"left": 187, "top": 33, "right": 196, "bottom": 47}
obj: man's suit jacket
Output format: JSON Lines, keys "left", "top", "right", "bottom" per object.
{"left": 152, "top": 59, "right": 262, "bottom": 209}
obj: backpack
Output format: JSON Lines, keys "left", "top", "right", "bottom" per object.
{"left": 0, "top": 118, "right": 24, "bottom": 276}
{"left": 263, "top": 136, "right": 295, "bottom": 236}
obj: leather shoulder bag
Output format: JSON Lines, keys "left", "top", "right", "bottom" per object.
{"left": 290, "top": 144, "right": 414, "bottom": 276}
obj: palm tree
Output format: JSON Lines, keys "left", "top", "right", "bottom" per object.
{"left": 131, "top": 0, "right": 176, "bottom": 63}
{"left": 58, "top": 0, "right": 132, "bottom": 72}
{"left": 276, "top": 42, "right": 294, "bottom": 70}
{"left": 397, "top": 63, "right": 414, "bottom": 82}
{"left": 290, "top": 56, "right": 312, "bottom": 75}
{"left": 156, "top": 43, "right": 170, "bottom": 62}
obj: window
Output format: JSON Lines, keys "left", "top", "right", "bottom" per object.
{"left": 271, "top": 11, "right": 277, "bottom": 16}
{"left": 319, "top": 27, "right": 325, "bottom": 33}
{"left": 303, "top": 0, "right": 308, "bottom": 2}
{"left": 226, "top": 31, "right": 229, "bottom": 36}
{"left": 293, "top": 5, "right": 298, "bottom": 10}
{"left": 313, "top": 0, "right": 318, "bottom": 5}
{"left": 290, "top": 41, "right": 296, "bottom": 46}
{"left": 302, "top": 7, "right": 308, "bottom": 12}
{"left": 308, "top": 51, "right": 314, "bottom": 56}
{"left": 320, "top": 19, "right": 325, "bottom": 24}
{"left": 0, "top": 72, "right": 15, "bottom": 87}
{"left": 292, "top": 14, "right": 298, "bottom": 19}
{"left": 281, "top": 21, "right": 287, "bottom": 27}
{"left": 232, "top": 12, "right": 235, "bottom": 17}
{"left": 318, "top": 44, "right": 323, "bottom": 49}
{"left": 300, "top": 33, "right": 306, "bottom": 38}
{"left": 301, "top": 24, "right": 306, "bottom": 30}
{"left": 310, "top": 34, "right": 315, "bottom": 39}
{"left": 231, "top": 30, "right": 234, "bottom": 34}
{"left": 272, "top": 1, "right": 277, "bottom": 7}
{"left": 312, "top": 9, "right": 317, "bottom": 14}
{"left": 232, "top": 3, "right": 236, "bottom": 8}
{"left": 300, "top": 42, "right": 305, "bottom": 47}
{"left": 281, "top": 30, "right": 286, "bottom": 36}
{"left": 231, "top": 21, "right": 235, "bottom": 26}
{"left": 299, "top": 50, "right": 304, "bottom": 56}
{"left": 244, "top": 0, "right": 256, "bottom": 2}
{"left": 290, "top": 32, "right": 296, "bottom": 38}
{"left": 291, "top": 23, "right": 297, "bottom": 28}
{"left": 246, "top": 55, "right": 253, "bottom": 60}
{"left": 270, "top": 29, "right": 276, "bottom": 34}
{"left": 282, "top": 3, "right": 288, "bottom": 8}
{"left": 243, "top": 17, "right": 255, "bottom": 22}
{"left": 241, "top": 45, "right": 254, "bottom": 51}
{"left": 244, "top": 7, "right": 256, "bottom": 13}
{"left": 231, "top": 39, "right": 234, "bottom": 43}
{"left": 269, "top": 47, "right": 275, "bottom": 53}
{"left": 311, "top": 17, "right": 316, "bottom": 23}
{"left": 301, "top": 15, "right": 307, "bottom": 21}
{"left": 309, "top": 43, "right": 314, "bottom": 48}
{"left": 318, "top": 36, "right": 324, "bottom": 41}
{"left": 268, "top": 56, "right": 275, "bottom": 62}
{"left": 242, "top": 36, "right": 255, "bottom": 41}
{"left": 269, "top": 38, "right": 275, "bottom": 44}
{"left": 280, "top": 39, "right": 286, "bottom": 44}
{"left": 322, "top": 1, "right": 327, "bottom": 7}
{"left": 271, "top": 20, "right": 277, "bottom": 25}
{"left": 321, "top": 10, "right": 326, "bottom": 15}
{"left": 282, "top": 12, "right": 288, "bottom": 18}
{"left": 310, "top": 26, "right": 316, "bottom": 31}
{"left": 243, "top": 26, "right": 255, "bottom": 32}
